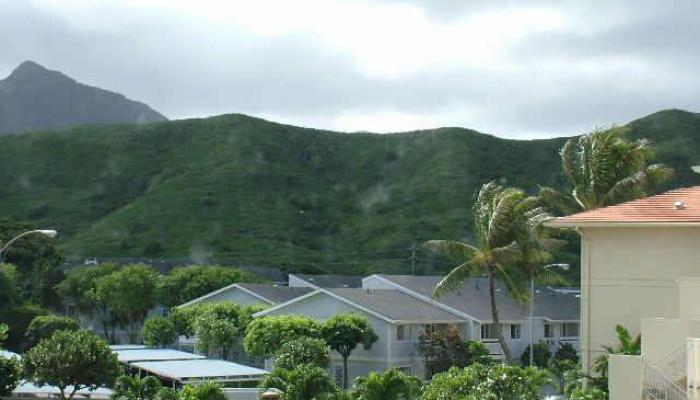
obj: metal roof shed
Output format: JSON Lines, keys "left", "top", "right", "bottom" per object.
{"left": 113, "top": 348, "right": 206, "bottom": 363}
{"left": 130, "top": 359, "right": 268, "bottom": 385}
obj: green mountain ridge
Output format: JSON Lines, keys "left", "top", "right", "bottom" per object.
{"left": 1, "top": 109, "right": 699, "bottom": 274}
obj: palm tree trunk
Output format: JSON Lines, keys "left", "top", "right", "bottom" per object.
{"left": 489, "top": 271, "right": 512, "bottom": 363}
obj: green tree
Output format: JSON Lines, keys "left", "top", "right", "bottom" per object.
{"left": 0, "top": 354, "right": 22, "bottom": 397}
{"left": 0, "top": 221, "right": 64, "bottom": 308}
{"left": 56, "top": 263, "right": 120, "bottom": 342}
{"left": 420, "top": 364, "right": 551, "bottom": 400}
{"left": 26, "top": 315, "right": 80, "bottom": 348}
{"left": 0, "top": 264, "right": 20, "bottom": 316}
{"left": 549, "top": 359, "right": 578, "bottom": 394}
{"left": 111, "top": 375, "right": 163, "bottom": 400}
{"left": 3, "top": 303, "right": 49, "bottom": 351}
{"left": 193, "top": 303, "right": 262, "bottom": 359}
{"left": 23, "top": 330, "right": 120, "bottom": 400}
{"left": 96, "top": 264, "right": 160, "bottom": 343}
{"left": 351, "top": 368, "right": 421, "bottom": 400}
{"left": 168, "top": 306, "right": 200, "bottom": 338}
{"left": 260, "top": 364, "right": 337, "bottom": 400}
{"left": 179, "top": 382, "right": 226, "bottom": 400}
{"left": 142, "top": 316, "right": 177, "bottom": 348}
{"left": 275, "top": 337, "right": 330, "bottom": 370}
{"left": 416, "top": 327, "right": 491, "bottom": 377}
{"left": 244, "top": 315, "right": 321, "bottom": 358}
{"left": 0, "top": 323, "right": 8, "bottom": 344}
{"left": 321, "top": 313, "right": 378, "bottom": 389}
{"left": 157, "top": 265, "right": 258, "bottom": 308}
{"left": 520, "top": 342, "right": 552, "bottom": 368}
{"left": 426, "top": 182, "right": 534, "bottom": 362}
{"left": 539, "top": 127, "right": 673, "bottom": 214}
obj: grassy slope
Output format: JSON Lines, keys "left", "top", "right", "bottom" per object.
{"left": 0, "top": 109, "right": 698, "bottom": 274}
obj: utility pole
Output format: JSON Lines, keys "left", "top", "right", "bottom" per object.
{"left": 410, "top": 244, "right": 417, "bottom": 275}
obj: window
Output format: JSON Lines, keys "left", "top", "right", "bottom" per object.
{"left": 396, "top": 325, "right": 410, "bottom": 341}
{"left": 396, "top": 366, "right": 412, "bottom": 375}
{"left": 544, "top": 324, "right": 554, "bottom": 338}
{"left": 561, "top": 323, "right": 579, "bottom": 338}
{"left": 510, "top": 324, "right": 522, "bottom": 339}
{"left": 480, "top": 323, "right": 499, "bottom": 340}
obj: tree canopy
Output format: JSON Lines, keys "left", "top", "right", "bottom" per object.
{"left": 244, "top": 315, "right": 321, "bottom": 358}
{"left": 321, "top": 313, "right": 378, "bottom": 388}
{"left": 274, "top": 337, "right": 331, "bottom": 370}
{"left": 157, "top": 265, "right": 258, "bottom": 308}
{"left": 142, "top": 316, "right": 177, "bottom": 348}
{"left": 23, "top": 330, "right": 120, "bottom": 400}
{"left": 95, "top": 264, "right": 160, "bottom": 343}
{"left": 25, "top": 315, "right": 80, "bottom": 348}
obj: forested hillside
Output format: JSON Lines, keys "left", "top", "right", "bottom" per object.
{"left": 1, "top": 109, "right": 698, "bottom": 274}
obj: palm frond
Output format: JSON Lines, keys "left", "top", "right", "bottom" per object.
{"left": 423, "top": 240, "right": 477, "bottom": 262}
{"left": 432, "top": 262, "right": 475, "bottom": 299}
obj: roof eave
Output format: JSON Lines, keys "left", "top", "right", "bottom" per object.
{"left": 546, "top": 221, "right": 700, "bottom": 228}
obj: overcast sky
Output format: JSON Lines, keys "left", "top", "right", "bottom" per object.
{"left": 2, "top": 0, "right": 699, "bottom": 138}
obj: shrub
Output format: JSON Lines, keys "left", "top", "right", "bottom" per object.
{"left": 520, "top": 341, "right": 552, "bottom": 368}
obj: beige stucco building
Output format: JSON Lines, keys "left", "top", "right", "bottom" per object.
{"left": 549, "top": 186, "right": 700, "bottom": 400}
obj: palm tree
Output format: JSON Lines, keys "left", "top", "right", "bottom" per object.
{"left": 352, "top": 368, "right": 422, "bottom": 400}
{"left": 426, "top": 182, "right": 533, "bottom": 362}
{"left": 540, "top": 126, "right": 673, "bottom": 214}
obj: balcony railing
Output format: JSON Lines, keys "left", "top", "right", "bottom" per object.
{"left": 643, "top": 344, "right": 687, "bottom": 400}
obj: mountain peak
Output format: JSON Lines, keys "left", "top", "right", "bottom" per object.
{"left": 0, "top": 61, "right": 167, "bottom": 134}
{"left": 6, "top": 60, "right": 64, "bottom": 82}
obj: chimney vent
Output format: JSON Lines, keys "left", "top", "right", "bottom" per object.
{"left": 674, "top": 201, "right": 686, "bottom": 210}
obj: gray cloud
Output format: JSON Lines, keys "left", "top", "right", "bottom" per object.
{"left": 1, "top": 0, "right": 699, "bottom": 138}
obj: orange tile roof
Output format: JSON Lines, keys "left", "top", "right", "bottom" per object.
{"left": 548, "top": 186, "right": 700, "bottom": 226}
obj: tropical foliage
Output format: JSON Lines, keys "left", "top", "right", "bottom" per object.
{"left": 426, "top": 181, "right": 541, "bottom": 362}
{"left": 520, "top": 342, "right": 552, "bottom": 368}
{"left": 420, "top": 363, "right": 551, "bottom": 400}
{"left": 0, "top": 354, "right": 21, "bottom": 397}
{"left": 417, "top": 327, "right": 491, "bottom": 376}
{"left": 260, "top": 364, "right": 337, "bottom": 400}
{"left": 111, "top": 375, "right": 164, "bottom": 400}
{"left": 591, "top": 324, "right": 641, "bottom": 392}
{"left": 351, "top": 368, "right": 421, "bottom": 400}
{"left": 540, "top": 126, "right": 673, "bottom": 213}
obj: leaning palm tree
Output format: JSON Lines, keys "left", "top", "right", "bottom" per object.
{"left": 540, "top": 126, "right": 673, "bottom": 214}
{"left": 426, "top": 182, "right": 533, "bottom": 362}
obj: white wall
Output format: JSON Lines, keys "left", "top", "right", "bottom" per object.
{"left": 580, "top": 226, "right": 700, "bottom": 373}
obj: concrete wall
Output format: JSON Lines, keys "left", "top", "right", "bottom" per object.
{"left": 580, "top": 226, "right": 700, "bottom": 373}
{"left": 609, "top": 354, "right": 642, "bottom": 400}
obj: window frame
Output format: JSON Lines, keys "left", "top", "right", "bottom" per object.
{"left": 510, "top": 323, "right": 522, "bottom": 340}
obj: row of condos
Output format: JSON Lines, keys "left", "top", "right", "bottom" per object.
{"left": 179, "top": 272, "right": 581, "bottom": 384}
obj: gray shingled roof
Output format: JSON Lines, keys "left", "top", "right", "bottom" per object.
{"left": 375, "top": 275, "right": 580, "bottom": 322}
{"left": 237, "top": 283, "right": 313, "bottom": 304}
{"left": 293, "top": 274, "right": 363, "bottom": 288}
{"left": 326, "top": 288, "right": 464, "bottom": 322}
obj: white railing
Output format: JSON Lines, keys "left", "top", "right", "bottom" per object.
{"left": 643, "top": 345, "right": 688, "bottom": 400}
